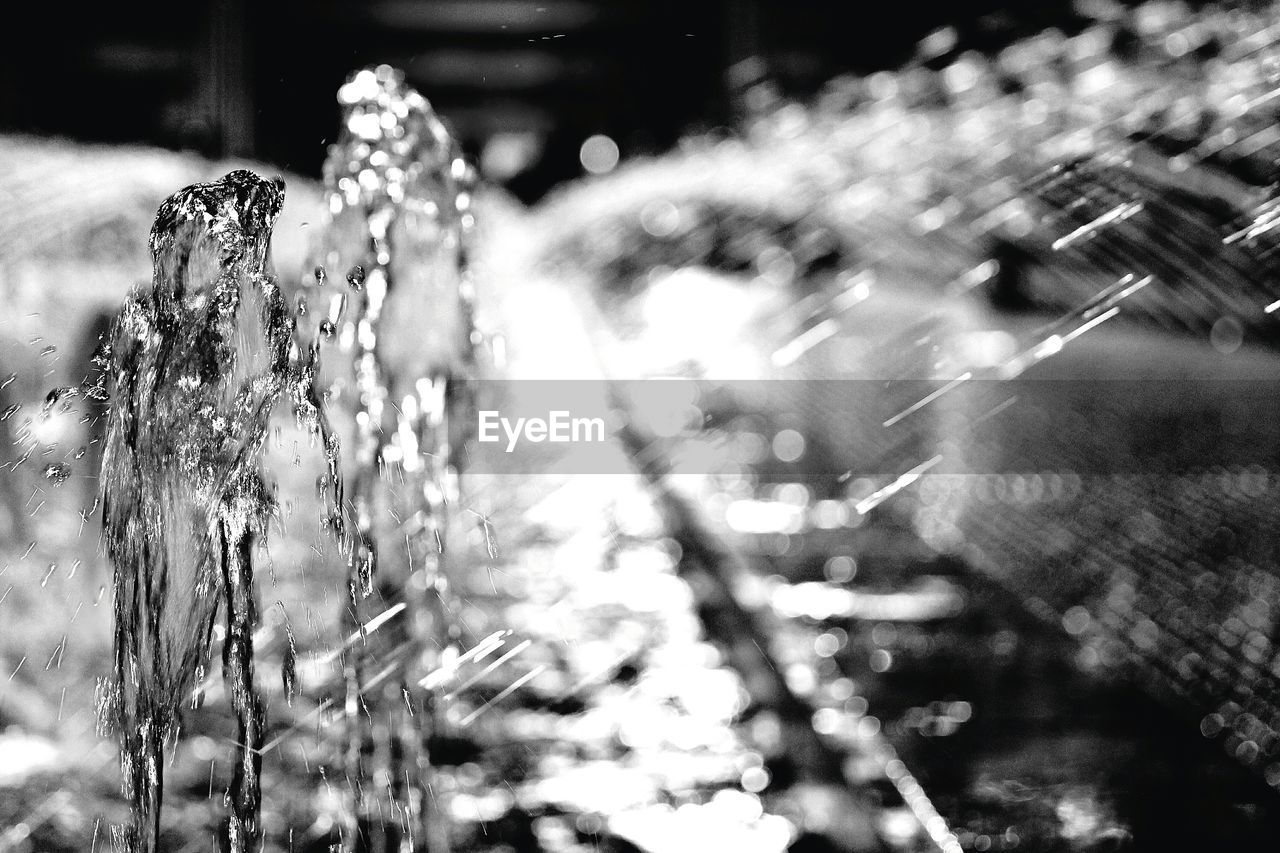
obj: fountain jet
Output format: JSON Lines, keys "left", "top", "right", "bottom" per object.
{"left": 98, "top": 170, "right": 292, "bottom": 853}
{"left": 309, "top": 64, "right": 476, "bottom": 853}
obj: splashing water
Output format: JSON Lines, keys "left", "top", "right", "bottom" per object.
{"left": 306, "top": 65, "right": 478, "bottom": 853}
{"left": 95, "top": 170, "right": 300, "bottom": 853}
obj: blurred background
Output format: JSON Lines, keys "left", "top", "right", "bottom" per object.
{"left": 0, "top": 0, "right": 1093, "bottom": 202}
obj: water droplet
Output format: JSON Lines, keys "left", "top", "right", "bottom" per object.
{"left": 44, "top": 386, "right": 78, "bottom": 414}
{"left": 328, "top": 293, "right": 347, "bottom": 325}
{"left": 354, "top": 536, "right": 377, "bottom": 597}
{"left": 346, "top": 265, "right": 366, "bottom": 291}
{"left": 314, "top": 265, "right": 326, "bottom": 286}
{"left": 43, "top": 462, "right": 71, "bottom": 485}
{"left": 191, "top": 665, "right": 207, "bottom": 710}
{"left": 1211, "top": 316, "right": 1244, "bottom": 354}
{"left": 281, "top": 622, "right": 298, "bottom": 707}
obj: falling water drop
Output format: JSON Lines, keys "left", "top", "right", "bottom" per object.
{"left": 43, "top": 386, "right": 78, "bottom": 416}
{"left": 353, "top": 537, "right": 377, "bottom": 598}
{"left": 281, "top": 615, "right": 298, "bottom": 708}
{"left": 191, "top": 665, "right": 206, "bottom": 711}
{"left": 42, "top": 462, "right": 71, "bottom": 485}
{"left": 346, "top": 265, "right": 366, "bottom": 291}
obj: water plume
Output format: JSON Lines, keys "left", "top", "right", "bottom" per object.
{"left": 308, "top": 64, "right": 477, "bottom": 853}
{"left": 96, "top": 170, "right": 292, "bottom": 853}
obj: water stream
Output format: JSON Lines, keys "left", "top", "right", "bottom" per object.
{"left": 305, "top": 65, "right": 477, "bottom": 853}
{"left": 94, "top": 170, "right": 333, "bottom": 852}
{"left": 76, "top": 63, "right": 479, "bottom": 853}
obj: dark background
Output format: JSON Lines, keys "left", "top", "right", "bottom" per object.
{"left": 1, "top": 0, "right": 1090, "bottom": 201}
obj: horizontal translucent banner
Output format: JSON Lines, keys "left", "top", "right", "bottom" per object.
{"left": 457, "top": 379, "right": 1280, "bottom": 477}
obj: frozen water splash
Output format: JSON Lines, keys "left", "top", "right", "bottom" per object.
{"left": 94, "top": 169, "right": 310, "bottom": 853}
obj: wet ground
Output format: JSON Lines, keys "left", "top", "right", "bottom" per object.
{"left": 692, "top": 440, "right": 1280, "bottom": 852}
